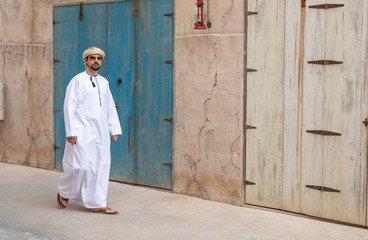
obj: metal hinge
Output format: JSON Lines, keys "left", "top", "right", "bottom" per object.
{"left": 306, "top": 185, "right": 340, "bottom": 193}
{"left": 163, "top": 117, "right": 173, "bottom": 123}
{"left": 246, "top": 68, "right": 257, "bottom": 73}
{"left": 245, "top": 125, "right": 257, "bottom": 130}
{"left": 53, "top": 20, "right": 60, "bottom": 25}
{"left": 53, "top": 58, "right": 60, "bottom": 64}
{"left": 79, "top": 2, "right": 83, "bottom": 21}
{"left": 164, "top": 12, "right": 173, "bottom": 18}
{"left": 247, "top": 11, "right": 258, "bottom": 16}
{"left": 306, "top": 130, "right": 341, "bottom": 136}
{"left": 245, "top": 180, "right": 256, "bottom": 185}
{"left": 163, "top": 162, "right": 172, "bottom": 167}
{"left": 54, "top": 145, "right": 61, "bottom": 150}
{"left": 53, "top": 108, "right": 61, "bottom": 112}
{"left": 309, "top": 4, "right": 344, "bottom": 10}
{"left": 307, "top": 60, "right": 343, "bottom": 65}
{"left": 363, "top": 118, "right": 368, "bottom": 127}
{"left": 164, "top": 60, "right": 173, "bottom": 64}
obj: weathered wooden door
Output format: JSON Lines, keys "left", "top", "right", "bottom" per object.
{"left": 53, "top": 0, "right": 173, "bottom": 189}
{"left": 245, "top": 0, "right": 368, "bottom": 225}
{"left": 300, "top": 0, "right": 368, "bottom": 225}
{"left": 135, "top": 0, "right": 173, "bottom": 188}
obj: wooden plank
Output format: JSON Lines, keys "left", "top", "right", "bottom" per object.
{"left": 322, "top": 0, "right": 346, "bottom": 222}
{"left": 282, "top": 0, "right": 302, "bottom": 212}
{"left": 245, "top": 0, "right": 285, "bottom": 208}
{"left": 300, "top": 0, "right": 326, "bottom": 218}
{"left": 321, "top": 0, "right": 368, "bottom": 225}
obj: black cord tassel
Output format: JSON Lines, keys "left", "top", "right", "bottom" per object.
{"left": 90, "top": 76, "right": 96, "bottom": 88}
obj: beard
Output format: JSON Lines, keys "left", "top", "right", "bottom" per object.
{"left": 90, "top": 63, "right": 101, "bottom": 71}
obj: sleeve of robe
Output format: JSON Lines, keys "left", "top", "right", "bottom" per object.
{"left": 107, "top": 87, "right": 122, "bottom": 136}
{"left": 63, "top": 78, "right": 79, "bottom": 138}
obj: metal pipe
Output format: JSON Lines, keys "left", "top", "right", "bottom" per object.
{"left": 242, "top": 0, "right": 248, "bottom": 202}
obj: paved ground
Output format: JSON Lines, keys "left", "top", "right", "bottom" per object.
{"left": 1, "top": 162, "right": 368, "bottom": 240}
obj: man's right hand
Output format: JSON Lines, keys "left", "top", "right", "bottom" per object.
{"left": 67, "top": 137, "right": 77, "bottom": 145}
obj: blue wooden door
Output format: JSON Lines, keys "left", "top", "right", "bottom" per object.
{"left": 106, "top": 2, "right": 135, "bottom": 183}
{"left": 53, "top": 0, "right": 173, "bottom": 189}
{"left": 136, "top": 0, "right": 173, "bottom": 188}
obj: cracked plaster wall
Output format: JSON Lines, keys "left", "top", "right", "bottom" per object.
{"left": 174, "top": 0, "right": 245, "bottom": 205}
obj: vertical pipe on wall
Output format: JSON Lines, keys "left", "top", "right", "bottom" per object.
{"left": 243, "top": 0, "right": 248, "bottom": 202}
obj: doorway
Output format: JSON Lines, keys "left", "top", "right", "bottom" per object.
{"left": 53, "top": 0, "right": 173, "bottom": 189}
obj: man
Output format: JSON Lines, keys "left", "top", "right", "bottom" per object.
{"left": 57, "top": 47, "right": 122, "bottom": 215}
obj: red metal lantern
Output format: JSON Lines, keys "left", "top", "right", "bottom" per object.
{"left": 194, "top": 0, "right": 207, "bottom": 29}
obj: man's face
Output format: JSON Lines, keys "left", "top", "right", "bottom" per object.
{"left": 85, "top": 54, "right": 103, "bottom": 71}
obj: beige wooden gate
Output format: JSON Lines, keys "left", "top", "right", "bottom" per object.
{"left": 245, "top": 0, "right": 368, "bottom": 226}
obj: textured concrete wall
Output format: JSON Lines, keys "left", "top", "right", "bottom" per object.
{"left": 173, "top": 0, "right": 245, "bottom": 205}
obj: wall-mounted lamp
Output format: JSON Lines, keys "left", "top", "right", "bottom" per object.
{"left": 194, "top": 0, "right": 207, "bottom": 29}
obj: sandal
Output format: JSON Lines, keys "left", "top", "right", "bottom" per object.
{"left": 57, "top": 193, "right": 69, "bottom": 208}
{"left": 92, "top": 207, "right": 119, "bottom": 215}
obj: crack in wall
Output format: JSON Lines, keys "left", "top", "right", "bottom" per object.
{"left": 1, "top": 47, "right": 11, "bottom": 82}
{"left": 229, "top": 112, "right": 242, "bottom": 171}
{"left": 183, "top": 153, "right": 210, "bottom": 198}
{"left": 222, "top": 0, "right": 235, "bottom": 20}
{"left": 200, "top": 38, "right": 219, "bottom": 135}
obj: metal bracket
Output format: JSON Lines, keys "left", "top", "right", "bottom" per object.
{"left": 306, "top": 130, "right": 341, "bottom": 136}
{"left": 54, "top": 145, "right": 61, "bottom": 150}
{"left": 164, "top": 12, "right": 173, "bottom": 18}
{"left": 306, "top": 185, "right": 340, "bottom": 193}
{"left": 246, "top": 68, "right": 258, "bottom": 73}
{"left": 53, "top": 20, "right": 60, "bottom": 25}
{"left": 53, "top": 58, "right": 60, "bottom": 64}
{"left": 309, "top": 4, "right": 344, "bottom": 10}
{"left": 245, "top": 125, "right": 257, "bottom": 130}
{"left": 164, "top": 60, "right": 173, "bottom": 64}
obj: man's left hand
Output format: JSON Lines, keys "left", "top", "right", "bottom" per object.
{"left": 111, "top": 135, "right": 118, "bottom": 142}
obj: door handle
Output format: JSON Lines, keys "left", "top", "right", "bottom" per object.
{"left": 116, "top": 78, "right": 122, "bottom": 86}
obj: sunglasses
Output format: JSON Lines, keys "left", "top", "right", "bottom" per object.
{"left": 89, "top": 56, "right": 103, "bottom": 60}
